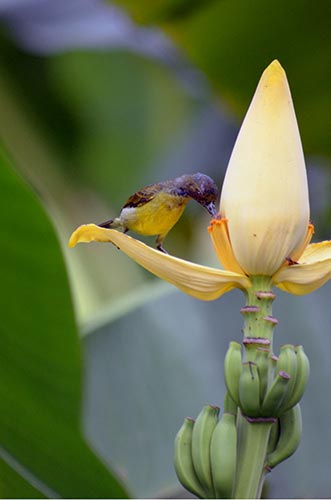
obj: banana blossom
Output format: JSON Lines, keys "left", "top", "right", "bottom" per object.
{"left": 69, "top": 61, "right": 331, "bottom": 300}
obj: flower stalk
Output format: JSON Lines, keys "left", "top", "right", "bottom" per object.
{"left": 242, "top": 275, "right": 276, "bottom": 349}
{"left": 233, "top": 277, "right": 278, "bottom": 499}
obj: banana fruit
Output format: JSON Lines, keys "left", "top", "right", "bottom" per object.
{"left": 275, "top": 344, "right": 297, "bottom": 410}
{"left": 267, "top": 419, "right": 280, "bottom": 455}
{"left": 285, "top": 346, "right": 310, "bottom": 410}
{"left": 210, "top": 412, "right": 237, "bottom": 498}
{"left": 266, "top": 403, "right": 302, "bottom": 469}
{"left": 192, "top": 405, "right": 219, "bottom": 497}
{"left": 224, "top": 342, "right": 242, "bottom": 406}
{"left": 174, "top": 417, "right": 206, "bottom": 499}
{"left": 255, "top": 348, "right": 269, "bottom": 401}
{"left": 261, "top": 371, "right": 291, "bottom": 416}
{"left": 239, "top": 362, "right": 261, "bottom": 416}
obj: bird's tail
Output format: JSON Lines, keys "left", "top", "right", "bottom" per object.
{"left": 98, "top": 217, "right": 122, "bottom": 229}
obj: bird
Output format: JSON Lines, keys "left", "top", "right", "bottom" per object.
{"left": 98, "top": 172, "right": 219, "bottom": 253}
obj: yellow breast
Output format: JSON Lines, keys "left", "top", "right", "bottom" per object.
{"left": 119, "top": 192, "right": 188, "bottom": 236}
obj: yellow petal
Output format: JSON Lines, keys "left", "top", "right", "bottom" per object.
{"left": 69, "top": 224, "right": 251, "bottom": 300}
{"left": 208, "top": 217, "right": 247, "bottom": 275}
{"left": 297, "top": 240, "right": 331, "bottom": 263}
{"left": 220, "top": 60, "right": 310, "bottom": 275}
{"left": 273, "top": 241, "right": 331, "bottom": 294}
{"left": 288, "top": 223, "right": 314, "bottom": 262}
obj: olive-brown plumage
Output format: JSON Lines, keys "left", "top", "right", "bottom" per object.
{"left": 99, "top": 173, "right": 218, "bottom": 252}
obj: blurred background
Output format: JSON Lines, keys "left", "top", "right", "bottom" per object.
{"left": 1, "top": 0, "right": 331, "bottom": 498}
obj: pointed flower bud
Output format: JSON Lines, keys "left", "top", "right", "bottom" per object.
{"left": 220, "top": 60, "right": 310, "bottom": 275}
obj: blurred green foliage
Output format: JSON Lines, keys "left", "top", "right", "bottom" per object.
{"left": 0, "top": 0, "right": 331, "bottom": 498}
{"left": 116, "top": 0, "right": 331, "bottom": 157}
{"left": 0, "top": 147, "right": 128, "bottom": 497}
{"left": 49, "top": 51, "right": 196, "bottom": 206}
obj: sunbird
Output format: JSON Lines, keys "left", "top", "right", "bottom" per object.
{"left": 98, "top": 172, "right": 218, "bottom": 252}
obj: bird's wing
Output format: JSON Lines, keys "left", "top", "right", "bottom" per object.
{"left": 122, "top": 183, "right": 162, "bottom": 209}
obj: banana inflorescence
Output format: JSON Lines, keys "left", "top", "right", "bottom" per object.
{"left": 175, "top": 344, "right": 309, "bottom": 498}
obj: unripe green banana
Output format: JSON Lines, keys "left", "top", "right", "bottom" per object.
{"left": 210, "top": 412, "right": 237, "bottom": 499}
{"left": 267, "top": 419, "right": 280, "bottom": 454}
{"left": 224, "top": 342, "right": 242, "bottom": 406}
{"left": 276, "top": 345, "right": 297, "bottom": 411}
{"left": 255, "top": 348, "right": 269, "bottom": 401}
{"left": 261, "top": 371, "right": 291, "bottom": 417}
{"left": 266, "top": 404, "right": 302, "bottom": 469}
{"left": 192, "top": 405, "right": 219, "bottom": 497}
{"left": 174, "top": 418, "right": 206, "bottom": 499}
{"left": 285, "top": 345, "right": 310, "bottom": 410}
{"left": 239, "top": 362, "right": 261, "bottom": 416}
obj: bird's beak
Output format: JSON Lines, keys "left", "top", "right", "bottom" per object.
{"left": 205, "top": 202, "right": 217, "bottom": 217}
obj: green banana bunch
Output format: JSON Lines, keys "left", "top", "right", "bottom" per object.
{"left": 224, "top": 342, "right": 242, "bottom": 406}
{"left": 223, "top": 342, "right": 309, "bottom": 419}
{"left": 210, "top": 412, "right": 237, "bottom": 498}
{"left": 192, "top": 405, "right": 220, "bottom": 497}
{"left": 174, "top": 417, "right": 206, "bottom": 499}
{"left": 266, "top": 403, "right": 302, "bottom": 469}
{"left": 174, "top": 345, "right": 308, "bottom": 497}
{"left": 174, "top": 403, "right": 239, "bottom": 499}
{"left": 175, "top": 333, "right": 309, "bottom": 500}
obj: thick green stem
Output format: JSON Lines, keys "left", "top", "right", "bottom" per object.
{"left": 233, "top": 415, "right": 272, "bottom": 499}
{"left": 242, "top": 275, "right": 276, "bottom": 354}
{"left": 233, "top": 276, "right": 277, "bottom": 498}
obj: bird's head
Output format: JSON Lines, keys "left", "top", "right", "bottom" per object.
{"left": 176, "top": 173, "right": 219, "bottom": 217}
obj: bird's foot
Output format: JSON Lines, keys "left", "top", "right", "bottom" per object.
{"left": 286, "top": 256, "right": 299, "bottom": 265}
{"left": 156, "top": 244, "right": 168, "bottom": 254}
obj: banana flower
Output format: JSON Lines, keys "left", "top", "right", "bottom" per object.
{"left": 69, "top": 60, "right": 331, "bottom": 299}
